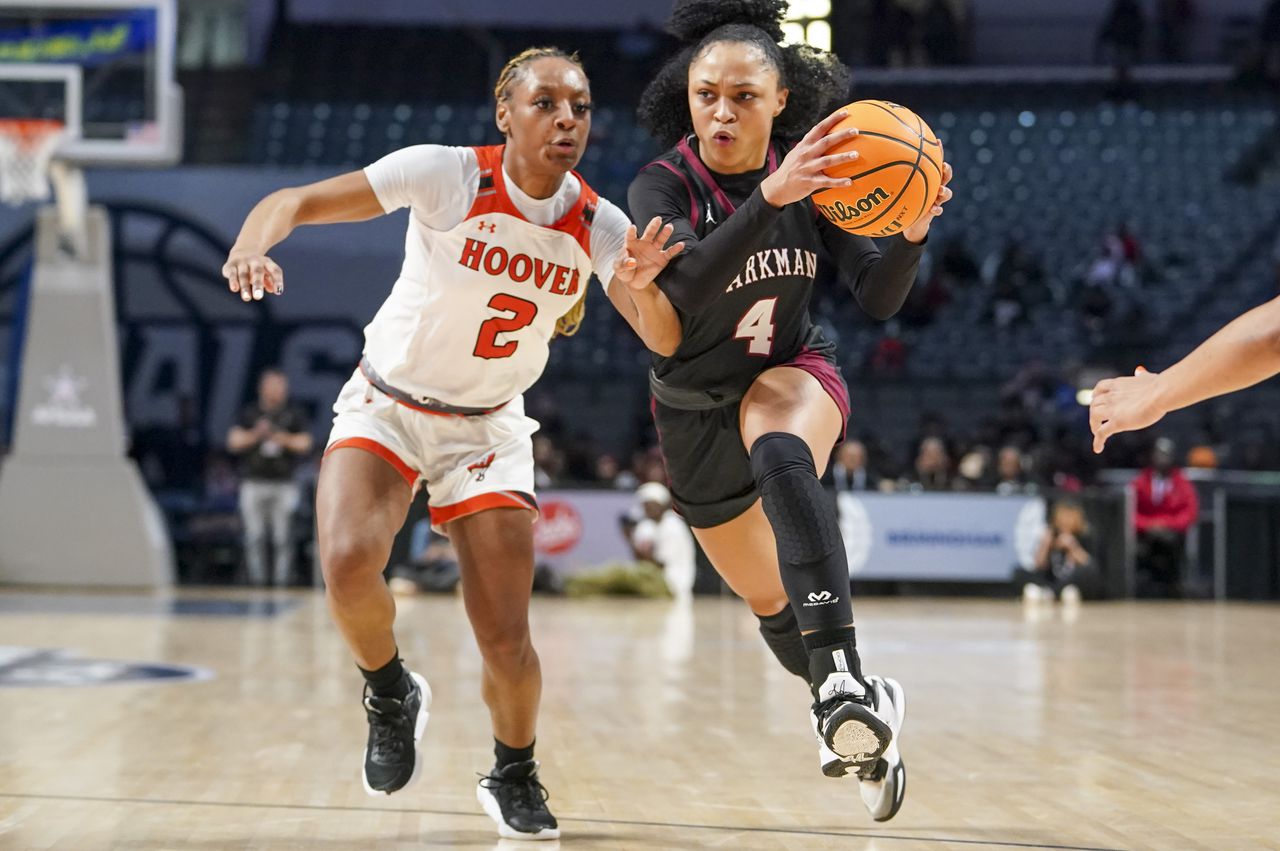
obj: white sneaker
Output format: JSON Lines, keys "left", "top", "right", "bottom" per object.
{"left": 1060, "top": 584, "right": 1082, "bottom": 606}
{"left": 857, "top": 676, "right": 907, "bottom": 822}
{"left": 1022, "top": 583, "right": 1048, "bottom": 604}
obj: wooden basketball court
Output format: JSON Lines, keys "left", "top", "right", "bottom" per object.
{"left": 1, "top": 590, "right": 1277, "bottom": 849}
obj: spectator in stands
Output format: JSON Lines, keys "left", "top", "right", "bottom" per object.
{"left": 870, "top": 320, "right": 908, "bottom": 373}
{"left": 631, "top": 482, "right": 697, "bottom": 599}
{"left": 953, "top": 445, "right": 994, "bottom": 491}
{"left": 1015, "top": 500, "right": 1098, "bottom": 605}
{"left": 1097, "top": 0, "right": 1145, "bottom": 86}
{"left": 829, "top": 439, "right": 882, "bottom": 492}
{"left": 1131, "top": 437, "right": 1199, "bottom": 597}
{"left": 995, "top": 445, "right": 1038, "bottom": 495}
{"left": 1157, "top": 0, "right": 1196, "bottom": 62}
{"left": 595, "top": 454, "right": 639, "bottom": 490}
{"left": 226, "top": 368, "right": 312, "bottom": 586}
{"left": 532, "top": 435, "right": 564, "bottom": 489}
{"left": 388, "top": 515, "right": 461, "bottom": 596}
{"left": 903, "top": 436, "right": 952, "bottom": 492}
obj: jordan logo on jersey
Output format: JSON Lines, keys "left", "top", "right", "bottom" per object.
{"left": 458, "top": 238, "right": 581, "bottom": 296}
{"left": 724, "top": 248, "right": 819, "bottom": 293}
{"left": 467, "top": 452, "right": 496, "bottom": 481}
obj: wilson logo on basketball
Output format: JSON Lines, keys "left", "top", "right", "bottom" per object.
{"left": 533, "top": 499, "right": 583, "bottom": 555}
{"left": 458, "top": 238, "right": 581, "bottom": 296}
{"left": 815, "top": 187, "right": 890, "bottom": 224}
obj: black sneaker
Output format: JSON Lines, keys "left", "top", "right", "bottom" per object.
{"left": 361, "top": 671, "right": 430, "bottom": 796}
{"left": 476, "top": 759, "right": 560, "bottom": 840}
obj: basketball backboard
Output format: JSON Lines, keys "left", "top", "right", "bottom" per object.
{"left": 0, "top": 0, "right": 181, "bottom": 166}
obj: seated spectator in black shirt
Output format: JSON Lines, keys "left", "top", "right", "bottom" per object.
{"left": 994, "top": 446, "right": 1038, "bottom": 495}
{"left": 1015, "top": 501, "right": 1099, "bottom": 604}
{"left": 902, "top": 436, "right": 951, "bottom": 492}
{"left": 226, "top": 368, "right": 312, "bottom": 585}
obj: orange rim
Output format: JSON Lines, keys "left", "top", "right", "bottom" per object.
{"left": 0, "top": 119, "right": 65, "bottom": 150}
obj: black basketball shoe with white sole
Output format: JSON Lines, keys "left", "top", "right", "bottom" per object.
{"left": 361, "top": 671, "right": 430, "bottom": 795}
{"left": 476, "top": 759, "right": 560, "bottom": 841}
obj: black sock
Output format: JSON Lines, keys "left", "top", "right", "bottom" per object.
{"left": 750, "top": 432, "right": 854, "bottom": 632}
{"left": 803, "top": 625, "right": 865, "bottom": 696}
{"left": 359, "top": 652, "right": 410, "bottom": 699}
{"left": 756, "top": 606, "right": 811, "bottom": 683}
{"left": 495, "top": 737, "right": 535, "bottom": 768}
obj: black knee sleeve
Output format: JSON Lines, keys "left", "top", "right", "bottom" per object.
{"left": 756, "top": 606, "right": 810, "bottom": 684}
{"left": 750, "top": 432, "right": 853, "bottom": 632}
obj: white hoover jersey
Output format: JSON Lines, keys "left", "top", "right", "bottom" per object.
{"left": 362, "top": 144, "right": 628, "bottom": 408}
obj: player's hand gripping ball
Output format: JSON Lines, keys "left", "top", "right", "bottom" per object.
{"left": 812, "top": 100, "right": 945, "bottom": 238}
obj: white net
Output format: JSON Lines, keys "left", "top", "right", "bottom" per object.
{"left": 0, "top": 119, "right": 66, "bottom": 206}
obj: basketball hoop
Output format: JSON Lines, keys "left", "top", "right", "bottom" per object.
{"left": 0, "top": 119, "right": 67, "bottom": 206}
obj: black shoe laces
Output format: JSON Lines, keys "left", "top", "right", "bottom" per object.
{"left": 478, "top": 767, "right": 551, "bottom": 813}
{"left": 364, "top": 693, "right": 413, "bottom": 759}
{"left": 814, "top": 680, "right": 875, "bottom": 726}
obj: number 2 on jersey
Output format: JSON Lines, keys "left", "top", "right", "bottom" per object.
{"left": 734, "top": 297, "right": 778, "bottom": 356}
{"left": 474, "top": 294, "right": 539, "bottom": 359}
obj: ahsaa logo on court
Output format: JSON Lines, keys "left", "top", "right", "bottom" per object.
{"left": 0, "top": 647, "right": 212, "bottom": 688}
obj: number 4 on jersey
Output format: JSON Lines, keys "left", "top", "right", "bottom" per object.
{"left": 735, "top": 297, "right": 778, "bottom": 356}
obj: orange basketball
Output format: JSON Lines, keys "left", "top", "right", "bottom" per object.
{"left": 812, "top": 100, "right": 944, "bottom": 238}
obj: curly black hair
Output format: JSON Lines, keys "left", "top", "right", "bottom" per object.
{"left": 637, "top": 0, "right": 851, "bottom": 149}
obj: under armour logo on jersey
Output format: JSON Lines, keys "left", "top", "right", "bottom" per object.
{"left": 477, "top": 220, "right": 496, "bottom": 233}
{"left": 467, "top": 453, "right": 496, "bottom": 481}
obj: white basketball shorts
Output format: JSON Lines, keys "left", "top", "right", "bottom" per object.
{"left": 324, "top": 368, "right": 539, "bottom": 534}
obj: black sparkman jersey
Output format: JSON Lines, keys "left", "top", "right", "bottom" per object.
{"left": 631, "top": 137, "right": 822, "bottom": 396}
{"left": 628, "top": 135, "right": 923, "bottom": 402}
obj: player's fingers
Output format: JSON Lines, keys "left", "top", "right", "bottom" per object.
{"left": 941, "top": 161, "right": 953, "bottom": 184}
{"left": 662, "top": 240, "right": 686, "bottom": 260}
{"left": 640, "top": 216, "right": 662, "bottom": 243}
{"left": 812, "top": 175, "right": 853, "bottom": 190}
{"left": 805, "top": 109, "right": 848, "bottom": 144}
{"left": 613, "top": 255, "right": 634, "bottom": 282}
{"left": 1135, "top": 365, "right": 1149, "bottom": 375}
{"left": 249, "top": 261, "right": 266, "bottom": 292}
{"left": 1093, "top": 421, "right": 1118, "bottom": 454}
{"left": 225, "top": 262, "right": 246, "bottom": 293}
{"left": 657, "top": 222, "right": 676, "bottom": 245}
{"left": 265, "top": 259, "right": 284, "bottom": 295}
{"left": 813, "top": 126, "right": 859, "bottom": 155}
{"left": 811, "top": 150, "right": 860, "bottom": 172}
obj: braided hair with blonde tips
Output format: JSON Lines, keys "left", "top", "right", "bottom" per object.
{"left": 492, "top": 46, "right": 591, "bottom": 339}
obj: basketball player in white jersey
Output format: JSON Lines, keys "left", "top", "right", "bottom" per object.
{"left": 222, "top": 48, "right": 682, "bottom": 840}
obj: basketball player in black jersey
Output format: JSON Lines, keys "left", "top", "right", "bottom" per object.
{"left": 625, "top": 0, "right": 952, "bottom": 821}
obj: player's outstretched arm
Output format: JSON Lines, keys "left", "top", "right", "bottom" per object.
{"left": 1090, "top": 295, "right": 1280, "bottom": 452}
{"left": 222, "top": 170, "right": 385, "bottom": 302}
{"left": 608, "top": 217, "right": 685, "bottom": 356}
